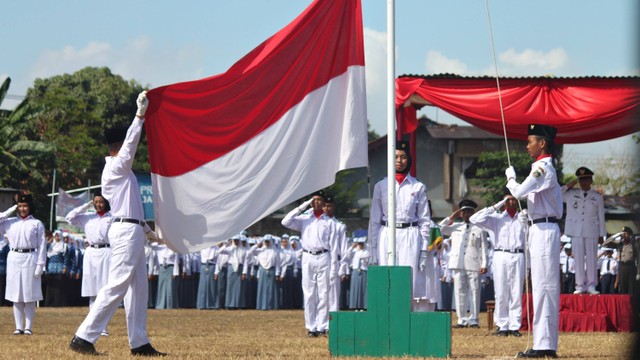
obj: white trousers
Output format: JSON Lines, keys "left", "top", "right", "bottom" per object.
{"left": 492, "top": 252, "right": 524, "bottom": 331}
{"left": 328, "top": 273, "right": 340, "bottom": 312}
{"left": 452, "top": 269, "right": 480, "bottom": 325}
{"left": 301, "top": 252, "right": 330, "bottom": 332}
{"left": 571, "top": 236, "right": 598, "bottom": 292}
{"left": 76, "top": 223, "right": 150, "bottom": 348}
{"left": 529, "top": 223, "right": 560, "bottom": 351}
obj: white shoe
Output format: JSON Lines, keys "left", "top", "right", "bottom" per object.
{"left": 573, "top": 290, "right": 583, "bottom": 294}
{"left": 587, "top": 289, "right": 600, "bottom": 295}
{"left": 100, "top": 331, "right": 109, "bottom": 337}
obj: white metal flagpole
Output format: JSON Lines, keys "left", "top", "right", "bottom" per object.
{"left": 386, "top": 0, "right": 396, "bottom": 266}
{"left": 49, "top": 168, "right": 56, "bottom": 230}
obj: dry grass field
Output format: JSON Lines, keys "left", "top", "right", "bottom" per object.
{"left": 0, "top": 307, "right": 634, "bottom": 359}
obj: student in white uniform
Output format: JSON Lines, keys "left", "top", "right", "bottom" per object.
{"left": 70, "top": 92, "right": 165, "bottom": 356}
{"left": 440, "top": 199, "right": 488, "bottom": 328}
{"left": 368, "top": 141, "right": 433, "bottom": 311}
{"left": 344, "top": 236, "right": 369, "bottom": 310}
{"left": 65, "top": 193, "right": 112, "bottom": 336}
{"left": 561, "top": 167, "right": 605, "bottom": 295}
{"left": 323, "top": 196, "right": 348, "bottom": 312}
{"left": 0, "top": 195, "right": 47, "bottom": 335}
{"left": 470, "top": 194, "right": 526, "bottom": 337}
{"left": 506, "top": 124, "right": 562, "bottom": 359}
{"left": 282, "top": 191, "right": 338, "bottom": 337}
{"left": 561, "top": 243, "right": 576, "bottom": 294}
{"left": 250, "top": 234, "right": 281, "bottom": 310}
{"left": 598, "top": 248, "right": 617, "bottom": 294}
{"left": 278, "top": 235, "right": 296, "bottom": 309}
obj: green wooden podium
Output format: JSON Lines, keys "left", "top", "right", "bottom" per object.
{"left": 329, "top": 266, "right": 451, "bottom": 357}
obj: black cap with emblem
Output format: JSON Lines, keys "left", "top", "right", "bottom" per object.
{"left": 528, "top": 124, "right": 557, "bottom": 141}
{"left": 575, "top": 167, "right": 594, "bottom": 178}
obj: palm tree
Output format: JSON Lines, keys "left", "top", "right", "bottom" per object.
{"left": 0, "top": 77, "right": 53, "bottom": 188}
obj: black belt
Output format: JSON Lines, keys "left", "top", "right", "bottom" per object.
{"left": 11, "top": 248, "right": 36, "bottom": 253}
{"left": 530, "top": 217, "right": 558, "bottom": 224}
{"left": 112, "top": 217, "right": 146, "bottom": 226}
{"left": 303, "top": 249, "right": 329, "bottom": 255}
{"left": 494, "top": 248, "right": 524, "bottom": 254}
{"left": 89, "top": 244, "right": 110, "bottom": 249}
{"left": 381, "top": 221, "right": 419, "bottom": 228}
{"left": 161, "top": 264, "right": 174, "bottom": 269}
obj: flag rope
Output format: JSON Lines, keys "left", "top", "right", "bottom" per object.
{"left": 484, "top": 0, "right": 532, "bottom": 352}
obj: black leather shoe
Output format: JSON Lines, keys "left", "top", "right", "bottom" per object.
{"left": 69, "top": 336, "right": 99, "bottom": 355}
{"left": 469, "top": 324, "right": 479, "bottom": 328}
{"left": 516, "top": 349, "right": 558, "bottom": 358}
{"left": 307, "top": 331, "right": 318, "bottom": 337}
{"left": 492, "top": 330, "right": 508, "bottom": 337}
{"left": 452, "top": 324, "right": 467, "bottom": 328}
{"left": 131, "top": 343, "right": 167, "bottom": 357}
{"left": 510, "top": 330, "right": 523, "bottom": 337}
{"left": 318, "top": 330, "right": 328, "bottom": 337}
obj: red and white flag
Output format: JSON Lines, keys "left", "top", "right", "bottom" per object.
{"left": 145, "top": 0, "right": 368, "bottom": 253}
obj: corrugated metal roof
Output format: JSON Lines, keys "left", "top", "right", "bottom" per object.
{"left": 398, "top": 73, "right": 640, "bottom": 80}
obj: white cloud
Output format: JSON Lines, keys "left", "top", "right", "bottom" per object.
{"left": 425, "top": 50, "right": 469, "bottom": 75}
{"left": 497, "top": 48, "right": 569, "bottom": 75}
{"left": 26, "top": 35, "right": 206, "bottom": 90}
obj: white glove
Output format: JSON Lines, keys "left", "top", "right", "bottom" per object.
{"left": 146, "top": 230, "right": 163, "bottom": 244}
{"left": 419, "top": 251, "right": 428, "bottom": 271}
{"left": 297, "top": 198, "right": 314, "bottom": 212}
{"left": 518, "top": 209, "right": 528, "bottom": 226}
{"left": 636, "top": 274, "right": 640, "bottom": 281}
{"left": 136, "top": 91, "right": 149, "bottom": 117}
{"left": 82, "top": 200, "right": 94, "bottom": 212}
{"left": 330, "top": 269, "right": 337, "bottom": 281}
{"left": 34, "top": 265, "right": 44, "bottom": 278}
{"left": 505, "top": 166, "right": 516, "bottom": 181}
{"left": 493, "top": 198, "right": 507, "bottom": 211}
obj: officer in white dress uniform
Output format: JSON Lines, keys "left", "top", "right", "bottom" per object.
{"left": 282, "top": 190, "right": 338, "bottom": 337}
{"left": 65, "top": 193, "right": 112, "bottom": 335}
{"left": 70, "top": 92, "right": 165, "bottom": 356}
{"left": 507, "top": 124, "right": 562, "bottom": 359}
{"left": 561, "top": 167, "right": 605, "bottom": 295}
{"left": 440, "top": 199, "right": 488, "bottom": 328}
{"left": 470, "top": 194, "right": 526, "bottom": 337}
{"left": 0, "top": 195, "right": 47, "bottom": 335}
{"left": 368, "top": 141, "right": 433, "bottom": 311}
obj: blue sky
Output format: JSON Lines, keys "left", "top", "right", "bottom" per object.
{"left": 2, "top": 0, "right": 638, "bottom": 171}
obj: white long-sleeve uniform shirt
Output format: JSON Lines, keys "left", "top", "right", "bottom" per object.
{"left": 66, "top": 205, "right": 111, "bottom": 245}
{"left": 101, "top": 118, "right": 145, "bottom": 220}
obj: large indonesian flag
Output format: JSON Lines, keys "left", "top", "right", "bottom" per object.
{"left": 145, "top": 0, "right": 368, "bottom": 253}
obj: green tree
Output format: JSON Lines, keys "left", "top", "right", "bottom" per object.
{"left": 0, "top": 77, "right": 54, "bottom": 192}
{"left": 470, "top": 151, "right": 547, "bottom": 206}
{"left": 368, "top": 122, "right": 380, "bottom": 141}
{"left": 3, "top": 67, "right": 146, "bottom": 223}
{"left": 24, "top": 67, "right": 147, "bottom": 191}
{"left": 323, "top": 169, "right": 367, "bottom": 219}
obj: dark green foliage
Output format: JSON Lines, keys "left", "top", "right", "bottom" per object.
{"left": 0, "top": 68, "right": 146, "bottom": 223}
{"left": 471, "top": 151, "right": 539, "bottom": 206}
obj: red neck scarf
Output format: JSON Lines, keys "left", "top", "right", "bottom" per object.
{"left": 20, "top": 215, "right": 29, "bottom": 220}
{"left": 536, "top": 154, "right": 552, "bottom": 161}
{"left": 395, "top": 173, "right": 407, "bottom": 184}
{"left": 314, "top": 210, "right": 323, "bottom": 219}
{"left": 97, "top": 211, "right": 107, "bottom": 217}
{"left": 506, "top": 208, "right": 517, "bottom": 218}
